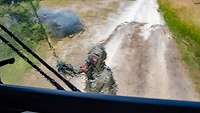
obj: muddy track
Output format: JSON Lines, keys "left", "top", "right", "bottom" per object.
{"left": 105, "top": 22, "right": 198, "bottom": 101}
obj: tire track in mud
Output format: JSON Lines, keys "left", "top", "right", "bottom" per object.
{"left": 105, "top": 22, "right": 199, "bottom": 101}
{"left": 105, "top": 22, "right": 150, "bottom": 96}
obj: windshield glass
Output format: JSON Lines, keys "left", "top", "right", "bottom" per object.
{"left": 0, "top": 0, "right": 200, "bottom": 102}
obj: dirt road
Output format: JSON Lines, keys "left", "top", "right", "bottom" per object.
{"left": 23, "top": 0, "right": 198, "bottom": 101}
{"left": 105, "top": 0, "right": 198, "bottom": 101}
{"left": 105, "top": 22, "right": 198, "bottom": 101}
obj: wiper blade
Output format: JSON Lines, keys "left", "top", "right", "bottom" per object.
{"left": 0, "top": 25, "right": 80, "bottom": 92}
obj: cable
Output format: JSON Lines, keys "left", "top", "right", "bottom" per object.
{"left": 30, "top": 1, "right": 59, "bottom": 60}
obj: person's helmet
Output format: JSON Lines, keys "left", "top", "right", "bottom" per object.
{"left": 86, "top": 45, "right": 107, "bottom": 66}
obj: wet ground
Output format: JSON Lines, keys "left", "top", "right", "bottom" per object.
{"left": 105, "top": 22, "right": 198, "bottom": 101}
{"left": 23, "top": 0, "right": 199, "bottom": 101}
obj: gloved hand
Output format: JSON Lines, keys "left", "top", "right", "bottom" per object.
{"left": 57, "top": 62, "right": 75, "bottom": 77}
{"left": 80, "top": 64, "right": 88, "bottom": 74}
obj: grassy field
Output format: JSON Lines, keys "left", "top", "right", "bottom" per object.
{"left": 0, "top": 1, "right": 44, "bottom": 85}
{"left": 158, "top": 0, "right": 200, "bottom": 95}
{"left": 0, "top": 57, "right": 31, "bottom": 85}
{"left": 0, "top": 40, "right": 48, "bottom": 85}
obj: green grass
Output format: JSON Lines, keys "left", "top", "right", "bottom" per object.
{"left": 0, "top": 40, "right": 49, "bottom": 85}
{"left": 0, "top": 57, "right": 31, "bottom": 85}
{"left": 158, "top": 0, "right": 200, "bottom": 95}
{"left": 0, "top": 0, "right": 45, "bottom": 85}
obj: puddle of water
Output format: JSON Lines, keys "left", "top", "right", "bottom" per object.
{"left": 103, "top": 0, "right": 165, "bottom": 66}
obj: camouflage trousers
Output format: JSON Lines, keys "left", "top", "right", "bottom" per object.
{"left": 85, "top": 80, "right": 117, "bottom": 95}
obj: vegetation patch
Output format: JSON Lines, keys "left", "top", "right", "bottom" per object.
{"left": 0, "top": 57, "right": 31, "bottom": 85}
{"left": 0, "top": 0, "right": 45, "bottom": 84}
{"left": 158, "top": 0, "right": 200, "bottom": 95}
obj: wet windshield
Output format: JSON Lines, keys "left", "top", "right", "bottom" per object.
{"left": 0, "top": 0, "right": 200, "bottom": 103}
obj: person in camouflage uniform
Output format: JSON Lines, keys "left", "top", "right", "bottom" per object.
{"left": 57, "top": 45, "right": 117, "bottom": 95}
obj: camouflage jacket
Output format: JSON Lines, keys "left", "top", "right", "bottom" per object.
{"left": 57, "top": 63, "right": 117, "bottom": 95}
